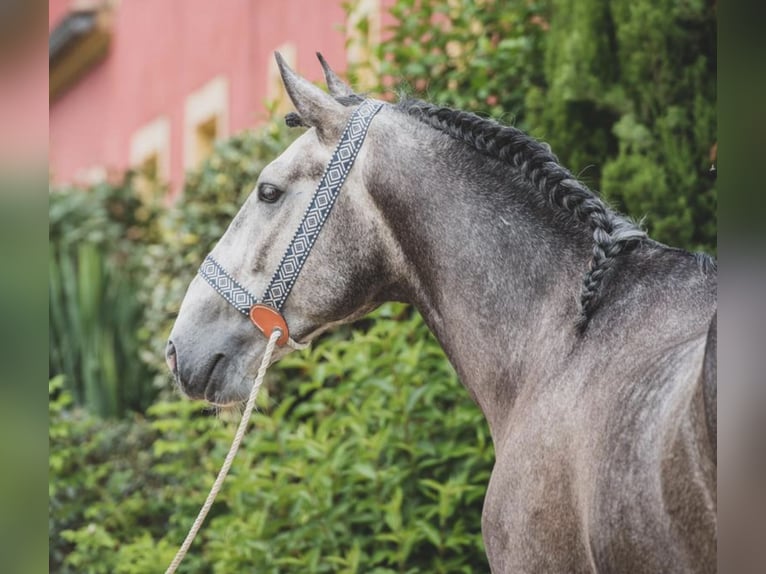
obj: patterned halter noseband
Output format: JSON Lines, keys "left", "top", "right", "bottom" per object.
{"left": 198, "top": 99, "right": 385, "bottom": 346}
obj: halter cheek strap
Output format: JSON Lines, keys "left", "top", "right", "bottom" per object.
{"left": 198, "top": 99, "right": 384, "bottom": 346}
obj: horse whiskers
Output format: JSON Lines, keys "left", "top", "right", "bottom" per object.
{"left": 215, "top": 402, "right": 245, "bottom": 422}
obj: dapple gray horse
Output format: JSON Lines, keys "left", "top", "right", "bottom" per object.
{"left": 167, "top": 54, "right": 717, "bottom": 573}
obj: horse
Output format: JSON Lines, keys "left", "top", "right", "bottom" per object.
{"left": 166, "top": 53, "right": 717, "bottom": 573}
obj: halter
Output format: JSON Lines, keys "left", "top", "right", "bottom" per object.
{"left": 198, "top": 99, "right": 384, "bottom": 346}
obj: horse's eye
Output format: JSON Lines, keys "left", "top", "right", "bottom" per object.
{"left": 257, "top": 183, "right": 283, "bottom": 203}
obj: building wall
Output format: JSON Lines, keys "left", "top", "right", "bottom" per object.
{"left": 49, "top": 0, "right": 384, "bottom": 199}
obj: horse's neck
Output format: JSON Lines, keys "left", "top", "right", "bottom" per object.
{"left": 366, "top": 127, "right": 592, "bottom": 440}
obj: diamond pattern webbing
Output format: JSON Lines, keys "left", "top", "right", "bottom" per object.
{"left": 198, "top": 99, "right": 384, "bottom": 315}
{"left": 198, "top": 255, "right": 257, "bottom": 315}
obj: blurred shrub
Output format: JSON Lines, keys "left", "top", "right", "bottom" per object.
{"left": 370, "top": 0, "right": 547, "bottom": 126}
{"left": 50, "top": 305, "right": 493, "bottom": 573}
{"left": 528, "top": 0, "right": 717, "bottom": 253}
{"left": 373, "top": 0, "right": 717, "bottom": 253}
{"left": 49, "top": 179, "right": 161, "bottom": 417}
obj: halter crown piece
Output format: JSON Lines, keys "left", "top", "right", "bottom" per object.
{"left": 198, "top": 99, "right": 385, "bottom": 346}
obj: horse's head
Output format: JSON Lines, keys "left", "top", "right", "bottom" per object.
{"left": 166, "top": 54, "right": 396, "bottom": 405}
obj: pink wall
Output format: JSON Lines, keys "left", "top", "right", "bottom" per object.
{"left": 49, "top": 0, "right": 353, "bottom": 197}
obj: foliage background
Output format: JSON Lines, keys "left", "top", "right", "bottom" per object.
{"left": 50, "top": 1, "right": 716, "bottom": 572}
{"left": 373, "top": 0, "right": 717, "bottom": 253}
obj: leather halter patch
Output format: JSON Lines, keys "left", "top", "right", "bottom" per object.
{"left": 249, "top": 304, "right": 289, "bottom": 347}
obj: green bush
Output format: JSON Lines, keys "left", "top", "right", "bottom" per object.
{"left": 50, "top": 305, "right": 493, "bottom": 573}
{"left": 373, "top": 0, "right": 547, "bottom": 128}
{"left": 49, "top": 179, "right": 161, "bottom": 417}
{"left": 374, "top": 0, "right": 716, "bottom": 253}
{"left": 529, "top": 0, "right": 717, "bottom": 253}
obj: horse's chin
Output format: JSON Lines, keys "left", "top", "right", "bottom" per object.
{"left": 213, "top": 402, "right": 246, "bottom": 421}
{"left": 175, "top": 372, "right": 248, "bottom": 409}
{"left": 204, "top": 380, "right": 251, "bottom": 409}
{"left": 206, "top": 396, "right": 243, "bottom": 409}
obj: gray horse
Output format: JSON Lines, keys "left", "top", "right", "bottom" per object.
{"left": 167, "top": 54, "right": 717, "bottom": 573}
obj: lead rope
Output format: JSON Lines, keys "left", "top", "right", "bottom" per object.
{"left": 165, "top": 329, "right": 307, "bottom": 574}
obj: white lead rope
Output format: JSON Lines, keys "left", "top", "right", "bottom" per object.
{"left": 165, "top": 329, "right": 305, "bottom": 574}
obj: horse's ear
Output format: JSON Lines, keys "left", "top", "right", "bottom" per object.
{"left": 316, "top": 52, "right": 354, "bottom": 98}
{"left": 275, "top": 52, "right": 345, "bottom": 141}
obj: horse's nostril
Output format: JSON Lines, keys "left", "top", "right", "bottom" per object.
{"left": 165, "top": 340, "right": 178, "bottom": 375}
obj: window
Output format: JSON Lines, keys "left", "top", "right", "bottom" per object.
{"left": 135, "top": 153, "right": 160, "bottom": 203}
{"left": 129, "top": 116, "right": 170, "bottom": 204}
{"left": 194, "top": 116, "right": 218, "bottom": 165}
{"left": 184, "top": 76, "right": 229, "bottom": 170}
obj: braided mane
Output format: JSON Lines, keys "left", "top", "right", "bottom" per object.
{"left": 393, "top": 99, "right": 647, "bottom": 329}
